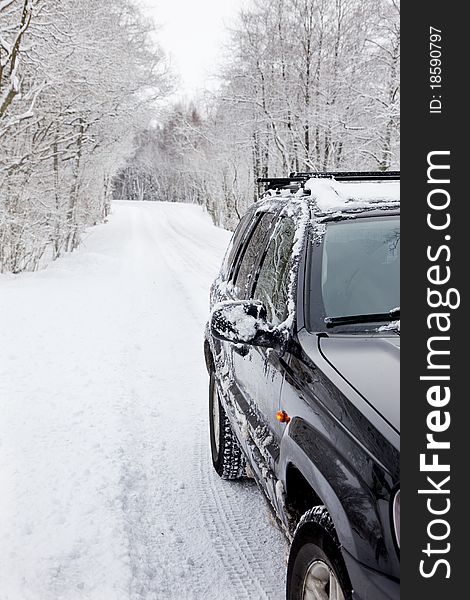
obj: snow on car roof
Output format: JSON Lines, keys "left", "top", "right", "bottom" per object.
{"left": 303, "top": 177, "right": 400, "bottom": 213}
{"left": 257, "top": 176, "right": 400, "bottom": 220}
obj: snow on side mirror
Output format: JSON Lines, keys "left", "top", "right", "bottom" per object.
{"left": 210, "top": 300, "right": 285, "bottom": 349}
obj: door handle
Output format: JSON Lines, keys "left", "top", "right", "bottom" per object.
{"left": 233, "top": 344, "right": 250, "bottom": 357}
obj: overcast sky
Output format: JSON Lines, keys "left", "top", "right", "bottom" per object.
{"left": 139, "top": 0, "right": 247, "bottom": 98}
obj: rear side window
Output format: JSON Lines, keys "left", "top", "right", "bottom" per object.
{"left": 234, "top": 212, "right": 276, "bottom": 297}
{"left": 220, "top": 213, "right": 252, "bottom": 279}
{"left": 253, "top": 218, "right": 296, "bottom": 325}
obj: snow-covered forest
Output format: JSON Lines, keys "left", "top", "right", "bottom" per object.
{"left": 115, "top": 0, "right": 400, "bottom": 229}
{"left": 1, "top": 0, "right": 399, "bottom": 266}
{"left": 0, "top": 0, "right": 169, "bottom": 273}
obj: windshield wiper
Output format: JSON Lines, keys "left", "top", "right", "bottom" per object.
{"left": 325, "top": 307, "right": 400, "bottom": 328}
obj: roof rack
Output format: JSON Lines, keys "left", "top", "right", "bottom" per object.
{"left": 290, "top": 171, "right": 400, "bottom": 181}
{"left": 258, "top": 171, "right": 400, "bottom": 192}
{"left": 257, "top": 176, "right": 304, "bottom": 189}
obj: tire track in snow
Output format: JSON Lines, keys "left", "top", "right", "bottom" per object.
{"left": 113, "top": 209, "right": 209, "bottom": 600}
{"left": 195, "top": 426, "right": 286, "bottom": 600}
{"left": 113, "top": 205, "right": 227, "bottom": 600}
{"left": 135, "top": 204, "right": 288, "bottom": 599}
{"left": 130, "top": 203, "right": 287, "bottom": 600}
{"left": 116, "top": 415, "right": 209, "bottom": 600}
{"left": 149, "top": 207, "right": 226, "bottom": 295}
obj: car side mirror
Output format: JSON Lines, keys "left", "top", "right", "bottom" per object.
{"left": 210, "top": 300, "right": 286, "bottom": 350}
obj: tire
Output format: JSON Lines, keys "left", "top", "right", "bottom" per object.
{"left": 209, "top": 369, "right": 245, "bottom": 480}
{"left": 287, "top": 506, "right": 352, "bottom": 600}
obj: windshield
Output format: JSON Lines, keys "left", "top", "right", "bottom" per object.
{"left": 318, "top": 216, "right": 400, "bottom": 322}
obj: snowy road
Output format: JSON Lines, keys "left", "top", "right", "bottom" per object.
{"left": 0, "top": 202, "right": 288, "bottom": 600}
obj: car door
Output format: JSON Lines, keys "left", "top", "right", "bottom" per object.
{"left": 210, "top": 211, "right": 268, "bottom": 388}
{"left": 217, "top": 211, "right": 277, "bottom": 435}
{"left": 232, "top": 216, "right": 297, "bottom": 482}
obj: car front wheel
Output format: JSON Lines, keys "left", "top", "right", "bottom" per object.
{"left": 209, "top": 370, "right": 245, "bottom": 480}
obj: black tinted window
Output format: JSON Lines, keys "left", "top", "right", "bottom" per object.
{"left": 253, "top": 218, "right": 296, "bottom": 325}
{"left": 234, "top": 213, "right": 275, "bottom": 297}
{"left": 221, "top": 213, "right": 252, "bottom": 279}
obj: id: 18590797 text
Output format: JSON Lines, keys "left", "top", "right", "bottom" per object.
{"left": 429, "top": 26, "right": 443, "bottom": 114}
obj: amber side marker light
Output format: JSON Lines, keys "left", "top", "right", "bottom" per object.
{"left": 277, "top": 410, "right": 291, "bottom": 423}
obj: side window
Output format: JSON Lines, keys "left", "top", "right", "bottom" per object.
{"left": 234, "top": 212, "right": 276, "bottom": 298}
{"left": 253, "top": 217, "right": 296, "bottom": 325}
{"left": 220, "top": 213, "right": 252, "bottom": 279}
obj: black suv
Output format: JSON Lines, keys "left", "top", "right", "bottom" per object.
{"left": 204, "top": 172, "right": 400, "bottom": 600}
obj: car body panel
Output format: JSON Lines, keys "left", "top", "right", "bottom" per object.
{"left": 277, "top": 335, "right": 399, "bottom": 578}
{"left": 318, "top": 335, "right": 400, "bottom": 433}
{"left": 232, "top": 344, "right": 285, "bottom": 470}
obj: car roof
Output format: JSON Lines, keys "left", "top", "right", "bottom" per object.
{"left": 255, "top": 176, "right": 400, "bottom": 221}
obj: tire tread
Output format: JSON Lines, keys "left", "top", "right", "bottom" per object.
{"left": 209, "top": 370, "right": 245, "bottom": 480}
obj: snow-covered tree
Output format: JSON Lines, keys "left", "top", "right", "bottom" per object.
{"left": 123, "top": 0, "right": 399, "bottom": 230}
{"left": 0, "top": 0, "right": 170, "bottom": 272}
